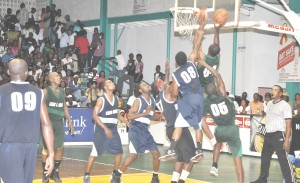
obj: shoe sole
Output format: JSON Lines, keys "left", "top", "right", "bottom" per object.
{"left": 159, "top": 153, "right": 176, "bottom": 161}
{"left": 210, "top": 171, "right": 218, "bottom": 177}
{"left": 190, "top": 154, "right": 203, "bottom": 163}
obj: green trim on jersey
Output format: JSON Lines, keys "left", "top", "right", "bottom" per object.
{"left": 204, "top": 93, "right": 236, "bottom": 125}
{"left": 197, "top": 55, "right": 220, "bottom": 88}
{"left": 46, "top": 87, "right": 65, "bottom": 121}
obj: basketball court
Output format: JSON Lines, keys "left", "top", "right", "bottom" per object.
{"left": 32, "top": 145, "right": 285, "bottom": 183}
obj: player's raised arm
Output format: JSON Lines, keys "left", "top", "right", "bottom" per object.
{"left": 213, "top": 24, "right": 222, "bottom": 46}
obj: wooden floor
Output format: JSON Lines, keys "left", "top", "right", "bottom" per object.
{"left": 34, "top": 145, "right": 285, "bottom": 183}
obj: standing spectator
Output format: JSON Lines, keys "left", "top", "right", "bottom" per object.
{"left": 59, "top": 28, "right": 69, "bottom": 59}
{"left": 3, "top": 8, "right": 14, "bottom": 28}
{"left": 96, "top": 70, "right": 107, "bottom": 89}
{"left": 91, "top": 32, "right": 105, "bottom": 68}
{"left": 68, "top": 28, "right": 76, "bottom": 53}
{"left": 116, "top": 53, "right": 135, "bottom": 97}
{"left": 33, "top": 24, "right": 43, "bottom": 46}
{"left": 19, "top": 3, "right": 29, "bottom": 29}
{"left": 134, "top": 53, "right": 144, "bottom": 84}
{"left": 56, "top": 9, "right": 65, "bottom": 25}
{"left": 263, "top": 92, "right": 272, "bottom": 112}
{"left": 49, "top": 4, "right": 57, "bottom": 43}
{"left": 39, "top": 8, "right": 46, "bottom": 33}
{"left": 75, "top": 30, "right": 90, "bottom": 72}
{"left": 28, "top": 65, "right": 42, "bottom": 82}
{"left": 249, "top": 93, "right": 264, "bottom": 115}
{"left": 64, "top": 15, "right": 74, "bottom": 31}
{"left": 43, "top": 6, "right": 51, "bottom": 39}
{"left": 153, "top": 65, "right": 164, "bottom": 81}
{"left": 251, "top": 85, "right": 293, "bottom": 183}
{"left": 73, "top": 20, "right": 82, "bottom": 33}
{"left": 240, "top": 91, "right": 249, "bottom": 105}
{"left": 114, "top": 90, "right": 124, "bottom": 109}
{"left": 28, "top": 8, "right": 36, "bottom": 27}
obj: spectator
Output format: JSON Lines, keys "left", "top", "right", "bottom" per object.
{"left": 33, "top": 24, "right": 43, "bottom": 46}
{"left": 96, "top": 70, "right": 107, "bottom": 89}
{"left": 56, "top": 9, "right": 65, "bottom": 25}
{"left": 85, "top": 81, "right": 102, "bottom": 108}
{"left": 39, "top": 8, "right": 46, "bottom": 32}
{"left": 116, "top": 53, "right": 135, "bottom": 96}
{"left": 110, "top": 50, "right": 125, "bottom": 78}
{"left": 68, "top": 28, "right": 76, "bottom": 53}
{"left": 6, "top": 24, "right": 19, "bottom": 44}
{"left": 49, "top": 4, "right": 57, "bottom": 43}
{"left": 61, "top": 51, "right": 73, "bottom": 71}
{"left": 3, "top": 8, "right": 14, "bottom": 28}
{"left": 75, "top": 29, "right": 90, "bottom": 72}
{"left": 241, "top": 91, "right": 249, "bottom": 105}
{"left": 28, "top": 8, "right": 37, "bottom": 27}
{"left": 153, "top": 65, "right": 164, "bottom": 81}
{"left": 91, "top": 32, "right": 105, "bottom": 68}
{"left": 134, "top": 53, "right": 143, "bottom": 83}
{"left": 237, "top": 99, "right": 251, "bottom": 114}
{"left": 249, "top": 93, "right": 264, "bottom": 115}
{"left": 19, "top": 3, "right": 29, "bottom": 29}
{"left": 228, "top": 94, "right": 239, "bottom": 113}
{"left": 59, "top": 28, "right": 69, "bottom": 59}
{"left": 127, "top": 89, "right": 140, "bottom": 109}
{"left": 114, "top": 90, "right": 124, "bottom": 109}
{"left": 11, "top": 40, "right": 20, "bottom": 55}
{"left": 73, "top": 20, "right": 82, "bottom": 33}
{"left": 28, "top": 65, "right": 42, "bottom": 81}
{"left": 66, "top": 95, "right": 78, "bottom": 107}
{"left": 64, "top": 15, "right": 74, "bottom": 30}
{"left": 1, "top": 47, "right": 15, "bottom": 67}
{"left": 23, "top": 32, "right": 37, "bottom": 51}
{"left": 43, "top": 6, "right": 51, "bottom": 39}
{"left": 263, "top": 92, "right": 272, "bottom": 112}
{"left": 0, "top": 65, "right": 9, "bottom": 85}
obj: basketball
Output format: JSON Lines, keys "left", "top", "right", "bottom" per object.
{"left": 213, "top": 8, "right": 228, "bottom": 26}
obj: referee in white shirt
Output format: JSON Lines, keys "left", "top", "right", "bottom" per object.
{"left": 251, "top": 85, "right": 294, "bottom": 183}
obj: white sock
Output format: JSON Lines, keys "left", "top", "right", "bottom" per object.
{"left": 180, "top": 170, "right": 190, "bottom": 181}
{"left": 118, "top": 169, "right": 123, "bottom": 174}
{"left": 171, "top": 171, "right": 180, "bottom": 181}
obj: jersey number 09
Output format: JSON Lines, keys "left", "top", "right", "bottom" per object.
{"left": 11, "top": 92, "right": 37, "bottom": 112}
{"left": 180, "top": 66, "right": 197, "bottom": 83}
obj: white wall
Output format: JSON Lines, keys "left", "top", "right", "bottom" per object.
{"left": 53, "top": 0, "right": 100, "bottom": 21}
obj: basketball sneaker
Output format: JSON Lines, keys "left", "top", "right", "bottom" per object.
{"left": 82, "top": 175, "right": 90, "bottom": 183}
{"left": 178, "top": 179, "right": 185, "bottom": 183}
{"left": 209, "top": 166, "right": 218, "bottom": 177}
{"left": 159, "top": 150, "right": 176, "bottom": 161}
{"left": 42, "top": 172, "right": 49, "bottom": 183}
{"left": 51, "top": 169, "right": 62, "bottom": 183}
{"left": 250, "top": 178, "right": 267, "bottom": 183}
{"left": 190, "top": 150, "right": 203, "bottom": 163}
{"left": 110, "top": 173, "right": 121, "bottom": 183}
{"left": 150, "top": 176, "right": 160, "bottom": 183}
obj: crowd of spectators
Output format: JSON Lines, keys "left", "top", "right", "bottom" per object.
{"left": 0, "top": 3, "right": 147, "bottom": 110}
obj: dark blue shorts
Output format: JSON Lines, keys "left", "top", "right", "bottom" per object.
{"left": 166, "top": 126, "right": 195, "bottom": 163}
{"left": 92, "top": 123, "right": 123, "bottom": 156}
{"left": 128, "top": 121, "right": 158, "bottom": 154}
{"left": 0, "top": 142, "right": 38, "bottom": 183}
{"left": 176, "top": 93, "right": 204, "bottom": 130}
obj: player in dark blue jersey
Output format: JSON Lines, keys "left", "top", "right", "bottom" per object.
{"left": 0, "top": 59, "right": 54, "bottom": 183}
{"left": 118, "top": 82, "right": 160, "bottom": 183}
{"left": 160, "top": 19, "right": 209, "bottom": 162}
{"left": 156, "top": 61, "right": 198, "bottom": 183}
{"left": 82, "top": 80, "right": 128, "bottom": 183}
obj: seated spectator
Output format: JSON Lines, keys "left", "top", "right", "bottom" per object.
{"left": 28, "top": 65, "right": 42, "bottom": 81}
{"left": 237, "top": 99, "right": 251, "bottom": 115}
{"left": 23, "top": 32, "right": 37, "bottom": 51}
{"left": 249, "top": 93, "right": 264, "bottom": 115}
{"left": 66, "top": 94, "right": 78, "bottom": 107}
{"left": 1, "top": 47, "right": 15, "bottom": 67}
{"left": 114, "top": 90, "right": 124, "bottom": 109}
{"left": 60, "top": 80, "right": 67, "bottom": 91}
{"left": 153, "top": 65, "right": 164, "bottom": 81}
{"left": 96, "top": 70, "right": 107, "bottom": 89}
{"left": 10, "top": 40, "right": 20, "bottom": 55}
{"left": 63, "top": 69, "right": 73, "bottom": 85}
{"left": 228, "top": 94, "right": 240, "bottom": 113}
{"left": 61, "top": 51, "right": 73, "bottom": 71}
{"left": 6, "top": 24, "right": 19, "bottom": 44}
{"left": 85, "top": 81, "right": 102, "bottom": 108}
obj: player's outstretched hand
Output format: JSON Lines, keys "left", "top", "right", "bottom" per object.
{"left": 44, "top": 156, "right": 54, "bottom": 176}
{"left": 104, "top": 128, "right": 113, "bottom": 138}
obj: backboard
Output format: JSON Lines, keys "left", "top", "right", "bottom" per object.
{"left": 171, "top": 0, "right": 241, "bottom": 36}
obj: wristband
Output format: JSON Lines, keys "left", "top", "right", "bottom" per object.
{"left": 149, "top": 111, "right": 154, "bottom": 116}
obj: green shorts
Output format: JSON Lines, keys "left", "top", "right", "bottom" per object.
{"left": 40, "top": 119, "right": 65, "bottom": 150}
{"left": 214, "top": 124, "right": 242, "bottom": 157}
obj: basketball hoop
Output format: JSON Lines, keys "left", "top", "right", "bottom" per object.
{"left": 170, "top": 7, "right": 207, "bottom": 39}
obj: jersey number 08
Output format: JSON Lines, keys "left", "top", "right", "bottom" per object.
{"left": 180, "top": 66, "right": 197, "bottom": 83}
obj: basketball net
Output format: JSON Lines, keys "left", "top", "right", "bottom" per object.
{"left": 170, "top": 8, "right": 206, "bottom": 39}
